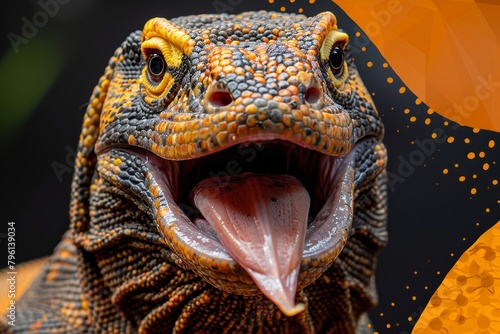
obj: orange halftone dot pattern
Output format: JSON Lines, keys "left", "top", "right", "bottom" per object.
{"left": 413, "top": 220, "right": 500, "bottom": 333}
{"left": 334, "top": 0, "right": 500, "bottom": 132}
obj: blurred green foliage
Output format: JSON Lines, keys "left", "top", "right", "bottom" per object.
{"left": 0, "top": 35, "right": 62, "bottom": 142}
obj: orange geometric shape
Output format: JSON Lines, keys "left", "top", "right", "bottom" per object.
{"left": 335, "top": 0, "right": 500, "bottom": 132}
{"left": 412, "top": 219, "right": 500, "bottom": 333}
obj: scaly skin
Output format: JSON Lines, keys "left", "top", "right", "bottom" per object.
{"left": 1, "top": 11, "right": 388, "bottom": 333}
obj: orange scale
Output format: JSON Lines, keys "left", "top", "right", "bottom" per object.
{"left": 324, "top": 140, "right": 336, "bottom": 154}
{"left": 227, "top": 122, "right": 237, "bottom": 134}
{"left": 199, "top": 140, "right": 208, "bottom": 152}
{"left": 187, "top": 143, "right": 197, "bottom": 157}
{"left": 276, "top": 64, "right": 287, "bottom": 74}
{"left": 91, "top": 97, "right": 100, "bottom": 108}
{"left": 168, "top": 123, "right": 177, "bottom": 133}
{"left": 291, "top": 110, "right": 303, "bottom": 121}
{"left": 255, "top": 77, "right": 266, "bottom": 85}
{"left": 202, "top": 117, "right": 211, "bottom": 127}
{"left": 166, "top": 146, "right": 175, "bottom": 157}
{"left": 190, "top": 121, "right": 201, "bottom": 131}
{"left": 302, "top": 116, "right": 311, "bottom": 128}
{"left": 244, "top": 52, "right": 256, "bottom": 61}
{"left": 161, "top": 145, "right": 169, "bottom": 157}
{"left": 241, "top": 92, "right": 253, "bottom": 99}
{"left": 234, "top": 67, "right": 245, "bottom": 76}
{"left": 216, "top": 132, "right": 228, "bottom": 146}
{"left": 224, "top": 111, "right": 236, "bottom": 123}
{"left": 202, "top": 77, "right": 210, "bottom": 87}
{"left": 182, "top": 131, "right": 191, "bottom": 143}
{"left": 267, "top": 60, "right": 277, "bottom": 68}
{"left": 245, "top": 104, "right": 258, "bottom": 114}
{"left": 242, "top": 97, "right": 254, "bottom": 105}
{"left": 176, "top": 133, "right": 185, "bottom": 145}
{"left": 211, "top": 113, "right": 219, "bottom": 124}
{"left": 220, "top": 58, "right": 232, "bottom": 67}
{"left": 215, "top": 113, "right": 224, "bottom": 122}
{"left": 207, "top": 138, "right": 217, "bottom": 151}
{"left": 246, "top": 116, "right": 258, "bottom": 127}
{"left": 279, "top": 89, "right": 291, "bottom": 96}
{"left": 299, "top": 104, "right": 310, "bottom": 114}
{"left": 151, "top": 140, "right": 161, "bottom": 151}
{"left": 291, "top": 96, "right": 301, "bottom": 106}
{"left": 257, "top": 109, "right": 269, "bottom": 121}
{"left": 236, "top": 125, "right": 249, "bottom": 137}
{"left": 323, "top": 113, "right": 337, "bottom": 124}
{"left": 210, "top": 59, "right": 220, "bottom": 67}
{"left": 200, "top": 129, "right": 209, "bottom": 140}
{"left": 287, "top": 85, "right": 299, "bottom": 96}
{"left": 280, "top": 114, "right": 292, "bottom": 127}
{"left": 285, "top": 66, "right": 299, "bottom": 76}
{"left": 208, "top": 124, "right": 218, "bottom": 136}
{"left": 312, "top": 110, "right": 324, "bottom": 122}
{"left": 234, "top": 105, "right": 245, "bottom": 114}
{"left": 230, "top": 95, "right": 243, "bottom": 107}
{"left": 292, "top": 123, "right": 302, "bottom": 134}
{"left": 159, "top": 122, "right": 169, "bottom": 133}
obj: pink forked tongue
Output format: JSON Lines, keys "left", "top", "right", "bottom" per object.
{"left": 192, "top": 173, "right": 310, "bottom": 317}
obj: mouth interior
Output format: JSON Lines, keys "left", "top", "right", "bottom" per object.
{"left": 141, "top": 140, "right": 352, "bottom": 316}
{"left": 177, "top": 141, "right": 339, "bottom": 223}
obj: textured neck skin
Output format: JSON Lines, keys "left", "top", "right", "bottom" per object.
{"left": 5, "top": 11, "right": 388, "bottom": 334}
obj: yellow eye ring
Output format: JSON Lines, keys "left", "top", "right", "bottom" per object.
{"left": 320, "top": 30, "right": 349, "bottom": 89}
{"left": 140, "top": 37, "right": 181, "bottom": 102}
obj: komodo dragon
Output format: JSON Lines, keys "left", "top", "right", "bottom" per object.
{"left": 1, "top": 10, "right": 388, "bottom": 333}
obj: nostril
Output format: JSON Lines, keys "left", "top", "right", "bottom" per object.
{"left": 305, "top": 86, "right": 321, "bottom": 105}
{"left": 207, "top": 90, "right": 233, "bottom": 107}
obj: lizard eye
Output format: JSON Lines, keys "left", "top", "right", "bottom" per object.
{"left": 147, "top": 53, "right": 166, "bottom": 82}
{"left": 329, "top": 45, "right": 344, "bottom": 76}
{"left": 140, "top": 29, "right": 188, "bottom": 105}
{"left": 319, "top": 30, "right": 349, "bottom": 89}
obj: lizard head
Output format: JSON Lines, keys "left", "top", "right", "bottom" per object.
{"left": 70, "top": 10, "right": 387, "bottom": 330}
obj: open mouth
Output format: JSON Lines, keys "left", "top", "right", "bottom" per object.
{"left": 112, "top": 136, "right": 357, "bottom": 316}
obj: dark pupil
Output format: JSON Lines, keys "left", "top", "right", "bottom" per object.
{"left": 148, "top": 54, "right": 165, "bottom": 77}
{"left": 329, "top": 46, "right": 344, "bottom": 70}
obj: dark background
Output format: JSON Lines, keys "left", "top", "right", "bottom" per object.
{"left": 1, "top": 0, "right": 498, "bottom": 332}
